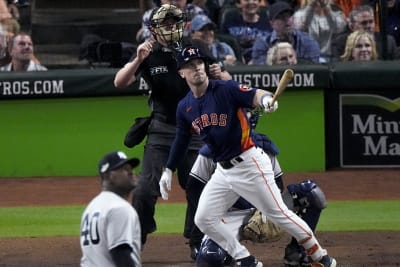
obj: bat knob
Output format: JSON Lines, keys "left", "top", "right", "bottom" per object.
{"left": 284, "top": 69, "right": 294, "bottom": 80}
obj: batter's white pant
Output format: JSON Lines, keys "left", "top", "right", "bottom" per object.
{"left": 194, "top": 146, "right": 327, "bottom": 261}
{"left": 201, "top": 208, "right": 254, "bottom": 243}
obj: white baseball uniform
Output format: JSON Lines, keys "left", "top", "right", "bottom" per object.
{"left": 195, "top": 146, "right": 326, "bottom": 260}
{"left": 191, "top": 151, "right": 281, "bottom": 244}
{"left": 190, "top": 152, "right": 282, "bottom": 184}
{"left": 80, "top": 191, "right": 141, "bottom": 267}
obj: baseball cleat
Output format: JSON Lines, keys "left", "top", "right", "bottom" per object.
{"left": 312, "top": 255, "right": 336, "bottom": 267}
{"left": 236, "top": 255, "right": 263, "bottom": 267}
{"left": 190, "top": 244, "right": 200, "bottom": 261}
{"left": 284, "top": 243, "right": 311, "bottom": 267}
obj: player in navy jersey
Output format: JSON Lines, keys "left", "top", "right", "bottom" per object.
{"left": 159, "top": 46, "right": 336, "bottom": 267}
{"left": 189, "top": 111, "right": 326, "bottom": 267}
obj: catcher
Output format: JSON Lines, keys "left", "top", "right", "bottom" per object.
{"left": 188, "top": 125, "right": 327, "bottom": 266}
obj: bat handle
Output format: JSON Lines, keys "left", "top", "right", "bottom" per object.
{"left": 270, "top": 95, "right": 278, "bottom": 106}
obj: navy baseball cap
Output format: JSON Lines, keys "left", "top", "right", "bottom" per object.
{"left": 177, "top": 46, "right": 207, "bottom": 69}
{"left": 98, "top": 151, "right": 140, "bottom": 174}
{"left": 190, "top": 14, "right": 216, "bottom": 32}
{"left": 269, "top": 1, "right": 294, "bottom": 20}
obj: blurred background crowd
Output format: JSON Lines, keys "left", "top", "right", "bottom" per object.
{"left": 0, "top": 0, "right": 399, "bottom": 71}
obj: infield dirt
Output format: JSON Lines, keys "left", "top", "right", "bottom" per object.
{"left": 0, "top": 169, "right": 399, "bottom": 267}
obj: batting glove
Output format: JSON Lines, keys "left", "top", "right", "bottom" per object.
{"left": 159, "top": 168, "right": 172, "bottom": 200}
{"left": 261, "top": 94, "right": 278, "bottom": 113}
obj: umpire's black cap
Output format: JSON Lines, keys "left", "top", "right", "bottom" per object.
{"left": 177, "top": 46, "right": 208, "bottom": 69}
{"left": 98, "top": 151, "right": 140, "bottom": 174}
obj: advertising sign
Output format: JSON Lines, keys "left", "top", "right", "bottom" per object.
{"left": 339, "top": 94, "right": 400, "bottom": 167}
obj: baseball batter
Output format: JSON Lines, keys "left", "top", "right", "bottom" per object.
{"left": 190, "top": 142, "right": 281, "bottom": 267}
{"left": 80, "top": 151, "right": 141, "bottom": 267}
{"left": 191, "top": 131, "right": 327, "bottom": 266}
{"left": 159, "top": 46, "right": 336, "bottom": 267}
{"left": 195, "top": 179, "right": 328, "bottom": 267}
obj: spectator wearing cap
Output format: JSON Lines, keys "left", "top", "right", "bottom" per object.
{"left": 190, "top": 14, "right": 239, "bottom": 65}
{"left": 250, "top": 1, "right": 320, "bottom": 65}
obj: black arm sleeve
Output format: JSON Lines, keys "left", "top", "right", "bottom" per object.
{"left": 166, "top": 129, "right": 191, "bottom": 171}
{"left": 110, "top": 244, "right": 136, "bottom": 267}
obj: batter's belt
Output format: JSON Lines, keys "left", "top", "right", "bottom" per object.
{"left": 219, "top": 156, "right": 244, "bottom": 169}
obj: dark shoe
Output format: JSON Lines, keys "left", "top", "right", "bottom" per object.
{"left": 312, "top": 255, "right": 337, "bottom": 267}
{"left": 236, "top": 255, "right": 263, "bottom": 267}
{"left": 284, "top": 244, "right": 311, "bottom": 267}
{"left": 190, "top": 244, "right": 200, "bottom": 261}
{"left": 224, "top": 255, "right": 234, "bottom": 266}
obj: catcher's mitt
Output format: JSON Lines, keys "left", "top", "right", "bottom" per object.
{"left": 241, "top": 210, "right": 285, "bottom": 243}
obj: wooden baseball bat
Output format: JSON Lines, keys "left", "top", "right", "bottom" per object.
{"left": 271, "top": 69, "right": 294, "bottom": 105}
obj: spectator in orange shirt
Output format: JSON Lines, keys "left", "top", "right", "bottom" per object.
{"left": 334, "top": 0, "right": 361, "bottom": 17}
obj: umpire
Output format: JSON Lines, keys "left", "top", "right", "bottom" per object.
{"left": 114, "top": 4, "right": 231, "bottom": 260}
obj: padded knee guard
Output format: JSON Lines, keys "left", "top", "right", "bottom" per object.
{"left": 287, "top": 179, "right": 327, "bottom": 211}
{"left": 284, "top": 179, "right": 327, "bottom": 231}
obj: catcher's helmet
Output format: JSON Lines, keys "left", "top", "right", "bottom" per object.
{"left": 176, "top": 46, "right": 208, "bottom": 69}
{"left": 149, "top": 4, "right": 185, "bottom": 49}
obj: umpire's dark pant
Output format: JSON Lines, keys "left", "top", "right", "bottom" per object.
{"left": 132, "top": 143, "right": 203, "bottom": 246}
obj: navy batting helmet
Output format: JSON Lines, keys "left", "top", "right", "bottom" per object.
{"left": 196, "top": 238, "right": 232, "bottom": 267}
{"left": 177, "top": 46, "right": 208, "bottom": 69}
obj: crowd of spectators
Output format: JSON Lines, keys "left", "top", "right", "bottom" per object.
{"left": 136, "top": 0, "right": 400, "bottom": 66}
{"left": 1, "top": 0, "right": 400, "bottom": 71}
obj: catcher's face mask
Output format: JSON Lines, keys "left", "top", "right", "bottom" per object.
{"left": 150, "top": 4, "right": 185, "bottom": 50}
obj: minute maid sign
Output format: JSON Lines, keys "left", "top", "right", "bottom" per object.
{"left": 339, "top": 94, "right": 400, "bottom": 167}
